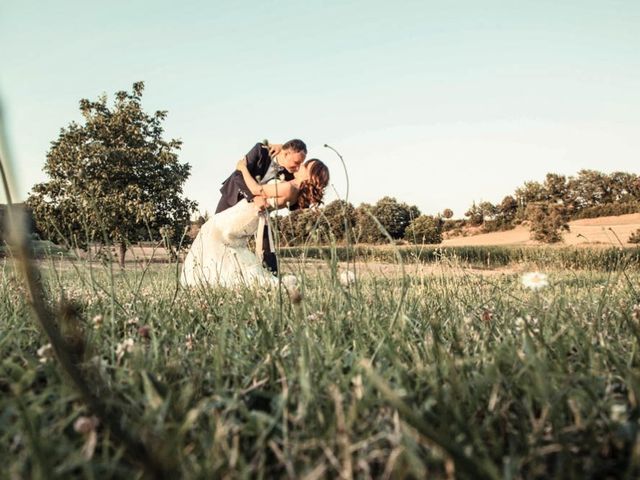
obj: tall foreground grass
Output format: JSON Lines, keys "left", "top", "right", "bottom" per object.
{"left": 1, "top": 259, "right": 640, "bottom": 478}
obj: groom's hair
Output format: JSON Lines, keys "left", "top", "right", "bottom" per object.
{"left": 283, "top": 139, "right": 307, "bottom": 154}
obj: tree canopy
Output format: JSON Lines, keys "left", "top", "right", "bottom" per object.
{"left": 28, "top": 82, "right": 197, "bottom": 266}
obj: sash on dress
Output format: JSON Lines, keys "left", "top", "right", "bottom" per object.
{"left": 255, "top": 211, "right": 275, "bottom": 262}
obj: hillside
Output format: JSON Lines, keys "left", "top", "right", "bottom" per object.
{"left": 442, "top": 213, "right": 640, "bottom": 247}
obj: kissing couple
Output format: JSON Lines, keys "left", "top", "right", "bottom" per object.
{"left": 181, "top": 139, "right": 330, "bottom": 288}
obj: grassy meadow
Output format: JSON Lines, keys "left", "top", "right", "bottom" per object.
{"left": 1, "top": 249, "right": 640, "bottom": 479}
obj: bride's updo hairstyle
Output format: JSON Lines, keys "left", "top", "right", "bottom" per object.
{"left": 296, "top": 159, "right": 329, "bottom": 209}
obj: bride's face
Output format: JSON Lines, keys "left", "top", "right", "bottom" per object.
{"left": 295, "top": 160, "right": 315, "bottom": 182}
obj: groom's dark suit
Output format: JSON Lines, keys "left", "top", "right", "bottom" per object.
{"left": 215, "top": 142, "right": 294, "bottom": 274}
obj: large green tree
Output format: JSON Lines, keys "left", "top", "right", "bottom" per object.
{"left": 28, "top": 82, "right": 197, "bottom": 267}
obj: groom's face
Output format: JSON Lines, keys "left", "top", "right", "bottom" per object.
{"left": 281, "top": 149, "right": 306, "bottom": 173}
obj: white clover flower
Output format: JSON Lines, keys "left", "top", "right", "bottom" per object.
{"left": 281, "top": 274, "right": 298, "bottom": 291}
{"left": 126, "top": 317, "right": 139, "bottom": 326}
{"left": 73, "top": 415, "right": 99, "bottom": 435}
{"left": 74, "top": 415, "right": 100, "bottom": 460}
{"left": 352, "top": 374, "right": 364, "bottom": 400}
{"left": 610, "top": 403, "right": 627, "bottom": 423}
{"left": 339, "top": 270, "right": 356, "bottom": 286}
{"left": 185, "top": 334, "right": 195, "bottom": 351}
{"left": 92, "top": 315, "right": 103, "bottom": 328}
{"left": 307, "top": 311, "right": 324, "bottom": 322}
{"left": 37, "top": 343, "right": 54, "bottom": 364}
{"left": 115, "top": 338, "right": 135, "bottom": 361}
{"left": 521, "top": 272, "right": 549, "bottom": 290}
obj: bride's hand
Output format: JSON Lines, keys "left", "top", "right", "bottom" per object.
{"left": 253, "top": 196, "right": 268, "bottom": 212}
{"left": 236, "top": 158, "right": 247, "bottom": 171}
{"left": 268, "top": 143, "right": 282, "bottom": 157}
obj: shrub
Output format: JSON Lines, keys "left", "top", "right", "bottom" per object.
{"left": 279, "top": 208, "right": 320, "bottom": 246}
{"left": 355, "top": 197, "right": 420, "bottom": 243}
{"left": 526, "top": 202, "right": 570, "bottom": 243}
{"left": 442, "top": 219, "right": 466, "bottom": 233}
{"left": 316, "top": 200, "right": 356, "bottom": 243}
{"left": 629, "top": 229, "right": 640, "bottom": 244}
{"left": 405, "top": 215, "right": 442, "bottom": 244}
{"left": 481, "top": 219, "right": 516, "bottom": 233}
{"left": 465, "top": 202, "right": 484, "bottom": 226}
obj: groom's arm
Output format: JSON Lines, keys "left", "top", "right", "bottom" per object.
{"left": 230, "top": 142, "right": 270, "bottom": 202}
{"left": 244, "top": 143, "right": 270, "bottom": 179}
{"left": 218, "top": 143, "right": 269, "bottom": 205}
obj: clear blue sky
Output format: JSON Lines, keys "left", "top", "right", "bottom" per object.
{"left": 1, "top": 0, "right": 638, "bottom": 217}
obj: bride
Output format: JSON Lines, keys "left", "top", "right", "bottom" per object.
{"left": 180, "top": 158, "right": 329, "bottom": 288}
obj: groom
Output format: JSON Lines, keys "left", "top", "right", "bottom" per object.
{"left": 215, "top": 139, "right": 307, "bottom": 274}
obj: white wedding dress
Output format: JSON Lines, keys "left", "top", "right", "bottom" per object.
{"left": 180, "top": 199, "right": 277, "bottom": 288}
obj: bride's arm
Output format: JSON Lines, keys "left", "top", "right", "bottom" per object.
{"left": 236, "top": 158, "right": 264, "bottom": 196}
{"left": 236, "top": 159, "right": 295, "bottom": 208}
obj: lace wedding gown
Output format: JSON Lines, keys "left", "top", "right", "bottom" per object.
{"left": 180, "top": 199, "right": 277, "bottom": 288}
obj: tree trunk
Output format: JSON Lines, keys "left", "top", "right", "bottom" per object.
{"left": 118, "top": 241, "right": 126, "bottom": 268}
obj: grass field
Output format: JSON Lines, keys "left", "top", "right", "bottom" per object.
{"left": 2, "top": 252, "right": 640, "bottom": 479}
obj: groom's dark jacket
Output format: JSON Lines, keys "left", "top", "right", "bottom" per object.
{"left": 215, "top": 143, "right": 295, "bottom": 214}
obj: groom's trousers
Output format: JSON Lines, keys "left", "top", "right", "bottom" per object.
{"left": 260, "top": 226, "right": 278, "bottom": 275}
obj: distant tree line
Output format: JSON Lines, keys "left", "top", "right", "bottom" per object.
{"left": 276, "top": 196, "right": 443, "bottom": 246}
{"left": 274, "top": 170, "right": 640, "bottom": 246}
{"left": 454, "top": 170, "right": 640, "bottom": 243}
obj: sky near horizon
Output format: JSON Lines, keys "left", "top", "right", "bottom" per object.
{"left": 1, "top": 0, "right": 638, "bottom": 217}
